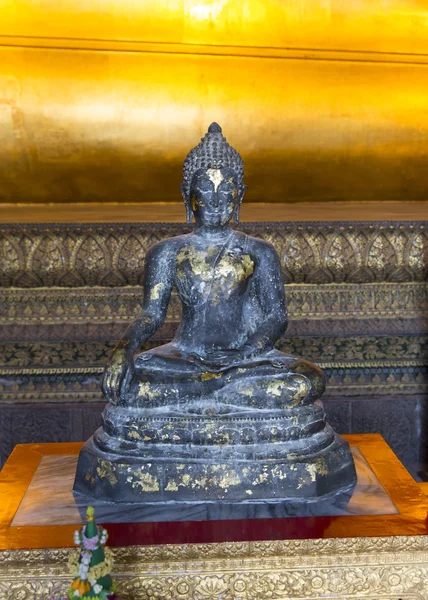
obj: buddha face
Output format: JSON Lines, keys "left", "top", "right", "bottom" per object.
{"left": 189, "top": 167, "right": 242, "bottom": 227}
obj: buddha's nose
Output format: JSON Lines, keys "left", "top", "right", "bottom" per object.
{"left": 211, "top": 192, "right": 220, "bottom": 208}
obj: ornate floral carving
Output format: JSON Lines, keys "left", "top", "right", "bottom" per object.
{"left": 325, "top": 231, "right": 359, "bottom": 282}
{"left": 0, "top": 222, "right": 427, "bottom": 287}
{"left": 31, "top": 234, "right": 67, "bottom": 287}
{"left": 0, "top": 336, "right": 426, "bottom": 371}
{"left": 1, "top": 537, "right": 428, "bottom": 599}
{"left": 0, "top": 283, "right": 426, "bottom": 330}
{"left": 0, "top": 335, "right": 426, "bottom": 409}
{"left": 0, "top": 235, "right": 21, "bottom": 287}
{"left": 0, "top": 221, "right": 426, "bottom": 478}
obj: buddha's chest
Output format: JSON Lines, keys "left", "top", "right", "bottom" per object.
{"left": 175, "top": 243, "right": 255, "bottom": 304}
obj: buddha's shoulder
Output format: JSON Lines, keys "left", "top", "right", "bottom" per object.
{"left": 242, "top": 233, "right": 278, "bottom": 258}
{"left": 146, "top": 234, "right": 194, "bottom": 258}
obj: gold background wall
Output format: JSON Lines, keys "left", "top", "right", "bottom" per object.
{"left": 1, "top": 0, "right": 428, "bottom": 203}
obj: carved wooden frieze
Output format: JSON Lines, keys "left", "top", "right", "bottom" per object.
{"left": 0, "top": 222, "right": 427, "bottom": 287}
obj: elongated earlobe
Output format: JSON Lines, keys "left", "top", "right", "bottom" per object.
{"left": 185, "top": 202, "right": 193, "bottom": 224}
{"left": 233, "top": 205, "right": 240, "bottom": 223}
{"left": 181, "top": 184, "right": 193, "bottom": 223}
{"left": 234, "top": 184, "right": 246, "bottom": 222}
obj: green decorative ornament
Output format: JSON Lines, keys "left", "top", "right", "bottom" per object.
{"left": 69, "top": 506, "right": 116, "bottom": 599}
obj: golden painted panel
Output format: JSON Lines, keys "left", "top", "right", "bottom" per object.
{"left": 1, "top": 46, "right": 428, "bottom": 203}
{"left": 2, "top": 0, "right": 428, "bottom": 56}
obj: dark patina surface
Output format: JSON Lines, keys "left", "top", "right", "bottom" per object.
{"left": 74, "top": 123, "right": 357, "bottom": 517}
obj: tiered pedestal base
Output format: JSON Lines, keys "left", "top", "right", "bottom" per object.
{"left": 73, "top": 429, "right": 357, "bottom": 519}
{"left": 1, "top": 434, "right": 428, "bottom": 599}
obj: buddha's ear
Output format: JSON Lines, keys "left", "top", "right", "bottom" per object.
{"left": 234, "top": 184, "right": 247, "bottom": 223}
{"left": 181, "top": 184, "right": 193, "bottom": 224}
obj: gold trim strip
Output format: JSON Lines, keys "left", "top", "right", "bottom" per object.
{"left": 1, "top": 360, "right": 426, "bottom": 377}
{"left": 1, "top": 283, "right": 426, "bottom": 324}
{"left": 2, "top": 36, "right": 428, "bottom": 65}
{"left": 1, "top": 201, "right": 428, "bottom": 223}
{"left": 1, "top": 539, "right": 428, "bottom": 599}
{"left": 0, "top": 367, "right": 103, "bottom": 376}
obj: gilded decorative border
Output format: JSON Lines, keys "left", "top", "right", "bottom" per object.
{"left": 1, "top": 536, "right": 428, "bottom": 599}
{"left": 1, "top": 371, "right": 426, "bottom": 402}
{"left": 0, "top": 336, "right": 426, "bottom": 402}
{"left": 0, "top": 222, "right": 426, "bottom": 402}
{"left": 1, "top": 282, "right": 427, "bottom": 323}
{"left": 1, "top": 336, "right": 426, "bottom": 370}
{"left": 0, "top": 222, "right": 427, "bottom": 287}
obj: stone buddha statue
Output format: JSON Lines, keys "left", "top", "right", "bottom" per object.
{"left": 74, "top": 123, "right": 356, "bottom": 519}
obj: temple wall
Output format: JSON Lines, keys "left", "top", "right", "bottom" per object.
{"left": 1, "top": 1, "right": 427, "bottom": 478}
{"left": 1, "top": 0, "right": 428, "bottom": 203}
{"left": 0, "top": 220, "right": 427, "bottom": 477}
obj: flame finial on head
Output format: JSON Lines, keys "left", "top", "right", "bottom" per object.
{"left": 208, "top": 122, "right": 222, "bottom": 134}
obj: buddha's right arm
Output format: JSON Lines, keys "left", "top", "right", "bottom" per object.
{"left": 114, "top": 241, "right": 175, "bottom": 360}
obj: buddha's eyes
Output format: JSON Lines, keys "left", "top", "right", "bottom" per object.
{"left": 193, "top": 177, "right": 237, "bottom": 195}
{"left": 221, "top": 183, "right": 237, "bottom": 193}
{"left": 221, "top": 177, "right": 236, "bottom": 186}
{"left": 195, "top": 181, "right": 212, "bottom": 191}
{"left": 218, "top": 184, "right": 237, "bottom": 194}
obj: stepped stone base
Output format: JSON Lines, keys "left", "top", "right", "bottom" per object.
{"left": 73, "top": 429, "right": 356, "bottom": 519}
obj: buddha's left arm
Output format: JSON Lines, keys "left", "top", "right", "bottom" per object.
{"left": 102, "top": 241, "right": 175, "bottom": 401}
{"left": 117, "top": 241, "right": 175, "bottom": 358}
{"left": 243, "top": 242, "right": 287, "bottom": 353}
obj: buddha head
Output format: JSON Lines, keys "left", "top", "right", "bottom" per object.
{"left": 181, "top": 123, "right": 247, "bottom": 226}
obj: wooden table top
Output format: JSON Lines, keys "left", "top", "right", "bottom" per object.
{"left": 0, "top": 434, "right": 427, "bottom": 551}
{"left": 0, "top": 201, "right": 427, "bottom": 223}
